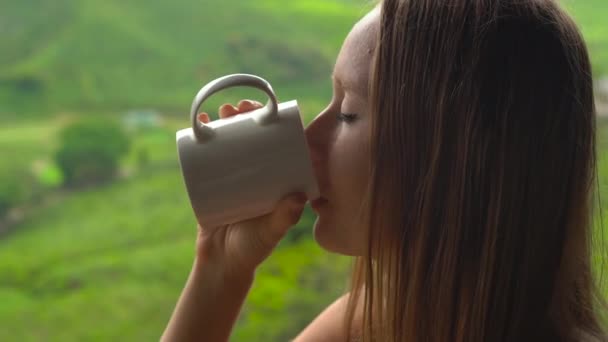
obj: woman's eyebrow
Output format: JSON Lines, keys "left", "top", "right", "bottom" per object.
{"left": 331, "top": 72, "right": 342, "bottom": 87}
{"left": 331, "top": 72, "right": 349, "bottom": 92}
{"left": 332, "top": 71, "right": 366, "bottom": 97}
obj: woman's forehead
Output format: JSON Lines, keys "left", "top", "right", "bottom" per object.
{"left": 333, "top": 9, "right": 379, "bottom": 97}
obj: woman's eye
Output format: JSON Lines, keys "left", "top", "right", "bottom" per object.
{"left": 336, "top": 113, "right": 358, "bottom": 123}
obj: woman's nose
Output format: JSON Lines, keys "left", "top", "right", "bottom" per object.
{"left": 305, "top": 111, "right": 330, "bottom": 165}
{"left": 305, "top": 113, "right": 322, "bottom": 149}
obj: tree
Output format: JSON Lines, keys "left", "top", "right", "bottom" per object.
{"left": 55, "top": 119, "right": 130, "bottom": 187}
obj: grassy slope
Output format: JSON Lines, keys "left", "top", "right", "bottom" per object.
{"left": 2, "top": 124, "right": 604, "bottom": 341}
{"left": 562, "top": 0, "right": 608, "bottom": 77}
{"left": 0, "top": 0, "right": 369, "bottom": 117}
{"left": 0, "top": 5, "right": 365, "bottom": 336}
{"left": 1, "top": 0, "right": 607, "bottom": 119}
{"left": 0, "top": 161, "right": 350, "bottom": 341}
{"left": 0, "top": 0, "right": 606, "bottom": 340}
{"left": 0, "top": 121, "right": 603, "bottom": 340}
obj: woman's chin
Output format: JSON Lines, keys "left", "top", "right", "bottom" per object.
{"left": 312, "top": 216, "right": 338, "bottom": 251}
{"left": 312, "top": 216, "right": 361, "bottom": 256}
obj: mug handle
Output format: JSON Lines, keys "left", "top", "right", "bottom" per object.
{"left": 190, "top": 73, "right": 280, "bottom": 142}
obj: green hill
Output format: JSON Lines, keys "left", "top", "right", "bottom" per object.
{"left": 0, "top": 0, "right": 606, "bottom": 340}
{"left": 562, "top": 0, "right": 608, "bottom": 77}
{"left": 1, "top": 0, "right": 607, "bottom": 118}
{"left": 0, "top": 1, "right": 369, "bottom": 339}
{"left": 0, "top": 0, "right": 371, "bottom": 117}
{"left": 0, "top": 163, "right": 351, "bottom": 341}
{"left": 0, "top": 120, "right": 604, "bottom": 341}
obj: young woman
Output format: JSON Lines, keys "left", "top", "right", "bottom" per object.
{"left": 162, "top": 0, "right": 607, "bottom": 341}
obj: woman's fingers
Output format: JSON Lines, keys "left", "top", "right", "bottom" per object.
{"left": 237, "top": 99, "right": 264, "bottom": 112}
{"left": 247, "top": 192, "right": 307, "bottom": 247}
{"left": 210, "top": 100, "right": 265, "bottom": 120}
{"left": 195, "top": 192, "right": 307, "bottom": 270}
{"left": 219, "top": 104, "right": 239, "bottom": 119}
{"left": 198, "top": 112, "right": 211, "bottom": 123}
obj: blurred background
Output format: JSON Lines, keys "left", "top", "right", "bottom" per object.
{"left": 0, "top": 0, "right": 605, "bottom": 340}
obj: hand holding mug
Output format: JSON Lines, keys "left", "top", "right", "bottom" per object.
{"left": 176, "top": 74, "right": 320, "bottom": 275}
{"left": 195, "top": 100, "right": 307, "bottom": 275}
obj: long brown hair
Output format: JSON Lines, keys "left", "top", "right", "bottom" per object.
{"left": 344, "top": 0, "right": 607, "bottom": 341}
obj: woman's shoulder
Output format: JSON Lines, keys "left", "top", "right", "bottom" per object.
{"left": 291, "top": 292, "right": 355, "bottom": 342}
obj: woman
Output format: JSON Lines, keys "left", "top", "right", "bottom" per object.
{"left": 162, "top": 0, "right": 607, "bottom": 341}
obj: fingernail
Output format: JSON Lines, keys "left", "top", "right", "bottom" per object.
{"left": 220, "top": 103, "right": 236, "bottom": 111}
{"left": 198, "top": 112, "right": 208, "bottom": 121}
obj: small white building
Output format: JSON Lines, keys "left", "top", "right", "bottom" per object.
{"left": 123, "top": 109, "right": 163, "bottom": 130}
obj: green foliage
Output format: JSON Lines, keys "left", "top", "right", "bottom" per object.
{"left": 37, "top": 161, "right": 64, "bottom": 188}
{"left": 561, "top": 0, "right": 608, "bottom": 76}
{"left": 55, "top": 119, "right": 130, "bottom": 187}
{"left": 0, "top": 0, "right": 606, "bottom": 340}
{"left": 234, "top": 238, "right": 350, "bottom": 341}
{"left": 0, "top": 0, "right": 605, "bottom": 118}
{"left": 0, "top": 0, "right": 368, "bottom": 117}
{"left": 0, "top": 164, "right": 349, "bottom": 341}
{"left": 0, "top": 167, "right": 32, "bottom": 217}
{"left": 225, "top": 34, "right": 331, "bottom": 83}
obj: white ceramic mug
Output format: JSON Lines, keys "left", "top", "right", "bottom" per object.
{"left": 176, "top": 74, "right": 320, "bottom": 228}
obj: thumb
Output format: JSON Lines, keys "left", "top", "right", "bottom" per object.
{"left": 248, "top": 192, "right": 307, "bottom": 247}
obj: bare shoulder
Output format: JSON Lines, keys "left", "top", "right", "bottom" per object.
{"left": 291, "top": 292, "right": 363, "bottom": 342}
{"left": 291, "top": 292, "right": 360, "bottom": 342}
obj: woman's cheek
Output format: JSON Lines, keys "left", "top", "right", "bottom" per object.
{"left": 334, "top": 126, "right": 370, "bottom": 208}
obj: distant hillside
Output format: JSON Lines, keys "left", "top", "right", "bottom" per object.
{"left": 562, "top": 0, "right": 608, "bottom": 75}
{"left": 0, "top": 0, "right": 371, "bottom": 117}
{"left": 0, "top": 0, "right": 605, "bottom": 118}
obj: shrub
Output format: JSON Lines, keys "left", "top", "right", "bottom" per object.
{"left": 55, "top": 119, "right": 130, "bottom": 187}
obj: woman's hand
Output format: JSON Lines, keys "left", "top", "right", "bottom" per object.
{"left": 196, "top": 99, "right": 308, "bottom": 279}
{"left": 163, "top": 100, "right": 308, "bottom": 342}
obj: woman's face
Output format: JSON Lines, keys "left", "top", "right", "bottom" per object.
{"left": 305, "top": 8, "right": 379, "bottom": 256}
